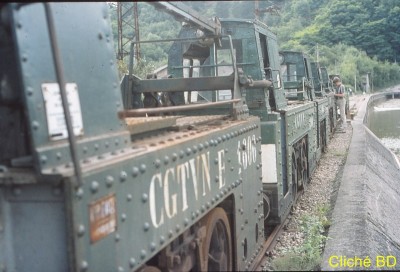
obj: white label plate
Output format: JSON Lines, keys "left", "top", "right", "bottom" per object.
{"left": 42, "top": 83, "right": 84, "bottom": 140}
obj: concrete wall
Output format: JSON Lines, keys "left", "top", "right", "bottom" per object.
{"left": 321, "top": 92, "right": 400, "bottom": 270}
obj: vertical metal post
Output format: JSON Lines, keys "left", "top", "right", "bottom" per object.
{"left": 117, "top": 2, "right": 123, "bottom": 60}
{"left": 44, "top": 3, "right": 82, "bottom": 187}
{"left": 133, "top": 2, "right": 141, "bottom": 63}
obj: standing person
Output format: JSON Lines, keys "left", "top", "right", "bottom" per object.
{"left": 333, "top": 77, "right": 347, "bottom": 132}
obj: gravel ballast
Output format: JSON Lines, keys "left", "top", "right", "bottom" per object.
{"left": 261, "top": 119, "right": 353, "bottom": 271}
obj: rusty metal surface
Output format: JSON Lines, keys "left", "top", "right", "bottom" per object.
{"left": 119, "top": 99, "right": 241, "bottom": 118}
{"left": 125, "top": 116, "right": 179, "bottom": 134}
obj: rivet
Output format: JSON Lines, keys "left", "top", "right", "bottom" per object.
{"left": 76, "top": 188, "right": 84, "bottom": 198}
{"left": 127, "top": 194, "right": 132, "bottom": 202}
{"left": 94, "top": 144, "right": 99, "bottom": 150}
{"left": 217, "top": 137, "right": 222, "bottom": 143}
{"left": 154, "top": 159, "right": 161, "bottom": 168}
{"left": 26, "top": 87, "right": 34, "bottom": 96}
{"left": 142, "top": 193, "right": 148, "bottom": 203}
{"left": 91, "top": 181, "right": 99, "bottom": 193}
{"left": 192, "top": 145, "right": 197, "bottom": 153}
{"left": 140, "top": 164, "right": 146, "bottom": 173}
{"left": 172, "top": 153, "right": 178, "bottom": 161}
{"left": 32, "top": 121, "right": 39, "bottom": 130}
{"left": 83, "top": 146, "right": 88, "bottom": 154}
{"left": 121, "top": 213, "right": 127, "bottom": 222}
{"left": 142, "top": 221, "right": 151, "bottom": 231}
{"left": 80, "top": 260, "right": 88, "bottom": 271}
{"left": 115, "top": 233, "right": 120, "bottom": 242}
{"left": 176, "top": 224, "right": 180, "bottom": 232}
{"left": 105, "top": 141, "right": 109, "bottom": 148}
{"left": 201, "top": 205, "right": 205, "bottom": 212}
{"left": 184, "top": 218, "right": 189, "bottom": 226}
{"left": 198, "top": 143, "right": 204, "bottom": 151}
{"left": 179, "top": 150, "right": 185, "bottom": 158}
{"left": 140, "top": 250, "right": 146, "bottom": 259}
{"left": 150, "top": 242, "right": 156, "bottom": 252}
{"left": 129, "top": 258, "right": 136, "bottom": 268}
{"left": 215, "top": 175, "right": 219, "bottom": 182}
{"left": 186, "top": 148, "right": 191, "bottom": 156}
{"left": 132, "top": 166, "right": 139, "bottom": 177}
{"left": 118, "top": 267, "right": 124, "bottom": 272}
{"left": 204, "top": 141, "right": 209, "bottom": 148}
{"left": 164, "top": 156, "right": 169, "bottom": 164}
{"left": 98, "top": 33, "right": 103, "bottom": 40}
{"left": 168, "top": 230, "right": 173, "bottom": 238}
{"left": 77, "top": 224, "right": 85, "bottom": 236}
{"left": 210, "top": 140, "right": 214, "bottom": 146}
{"left": 160, "top": 236, "right": 165, "bottom": 245}
{"left": 120, "top": 171, "right": 127, "bottom": 182}
{"left": 106, "top": 176, "right": 114, "bottom": 187}
{"left": 115, "top": 139, "right": 119, "bottom": 146}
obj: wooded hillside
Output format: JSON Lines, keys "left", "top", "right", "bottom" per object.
{"left": 108, "top": 1, "right": 400, "bottom": 90}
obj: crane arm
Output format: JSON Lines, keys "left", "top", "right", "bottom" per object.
{"left": 149, "top": 2, "right": 221, "bottom": 37}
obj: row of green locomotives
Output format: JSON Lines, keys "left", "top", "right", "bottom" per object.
{"left": 205, "top": 21, "right": 340, "bottom": 232}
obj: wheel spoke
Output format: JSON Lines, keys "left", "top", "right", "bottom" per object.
{"left": 202, "top": 208, "right": 232, "bottom": 271}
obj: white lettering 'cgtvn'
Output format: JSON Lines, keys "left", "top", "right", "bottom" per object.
{"left": 149, "top": 151, "right": 213, "bottom": 228}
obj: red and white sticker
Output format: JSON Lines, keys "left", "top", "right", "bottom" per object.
{"left": 89, "top": 194, "right": 117, "bottom": 243}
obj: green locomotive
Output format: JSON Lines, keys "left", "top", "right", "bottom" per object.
{"left": 0, "top": 2, "right": 338, "bottom": 272}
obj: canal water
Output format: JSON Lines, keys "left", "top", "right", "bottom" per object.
{"left": 367, "top": 98, "right": 400, "bottom": 157}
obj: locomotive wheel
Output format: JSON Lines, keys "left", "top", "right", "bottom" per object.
{"left": 300, "top": 141, "right": 308, "bottom": 185}
{"left": 295, "top": 149, "right": 303, "bottom": 190}
{"left": 201, "top": 208, "right": 232, "bottom": 271}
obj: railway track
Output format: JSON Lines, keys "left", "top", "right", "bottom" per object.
{"left": 253, "top": 191, "right": 304, "bottom": 271}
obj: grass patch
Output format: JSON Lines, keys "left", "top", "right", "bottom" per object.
{"left": 271, "top": 205, "right": 329, "bottom": 271}
{"left": 332, "top": 150, "right": 346, "bottom": 157}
